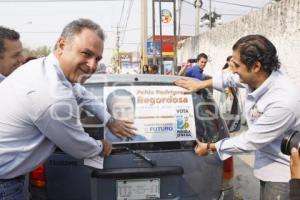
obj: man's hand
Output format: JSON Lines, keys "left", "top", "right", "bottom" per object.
{"left": 107, "top": 118, "right": 137, "bottom": 139}
{"left": 100, "top": 139, "right": 112, "bottom": 157}
{"left": 178, "top": 63, "right": 189, "bottom": 76}
{"left": 194, "top": 139, "right": 209, "bottom": 156}
{"left": 290, "top": 147, "right": 300, "bottom": 179}
{"left": 175, "top": 78, "right": 211, "bottom": 94}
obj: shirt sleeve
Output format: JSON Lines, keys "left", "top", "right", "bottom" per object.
{"left": 72, "top": 84, "right": 111, "bottom": 125}
{"left": 213, "top": 71, "right": 246, "bottom": 92}
{"left": 185, "top": 68, "right": 192, "bottom": 77}
{"left": 33, "top": 98, "right": 103, "bottom": 159}
{"left": 215, "top": 107, "right": 296, "bottom": 160}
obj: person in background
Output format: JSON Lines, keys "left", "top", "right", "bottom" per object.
{"left": 290, "top": 148, "right": 300, "bottom": 200}
{"left": 219, "top": 55, "right": 241, "bottom": 131}
{"left": 0, "top": 18, "right": 136, "bottom": 200}
{"left": 148, "top": 64, "right": 158, "bottom": 74}
{"left": 23, "top": 56, "right": 37, "bottom": 64}
{"left": 178, "top": 53, "right": 208, "bottom": 80}
{"left": 0, "top": 26, "right": 25, "bottom": 83}
{"left": 175, "top": 35, "right": 300, "bottom": 200}
{"left": 142, "top": 64, "right": 149, "bottom": 74}
{"left": 222, "top": 55, "right": 232, "bottom": 70}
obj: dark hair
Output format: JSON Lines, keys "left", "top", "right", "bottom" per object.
{"left": 55, "top": 18, "right": 105, "bottom": 49}
{"left": 149, "top": 64, "right": 158, "bottom": 74}
{"left": 142, "top": 64, "right": 149, "bottom": 74}
{"left": 196, "top": 53, "right": 208, "bottom": 61}
{"left": 232, "top": 35, "right": 280, "bottom": 74}
{"left": 0, "top": 26, "right": 20, "bottom": 58}
{"left": 222, "top": 55, "right": 232, "bottom": 70}
{"left": 23, "top": 56, "right": 37, "bottom": 64}
{"left": 106, "top": 89, "right": 135, "bottom": 114}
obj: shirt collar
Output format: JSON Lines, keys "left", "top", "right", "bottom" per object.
{"left": 0, "top": 73, "right": 5, "bottom": 83}
{"left": 46, "top": 53, "right": 73, "bottom": 88}
{"left": 194, "top": 64, "right": 203, "bottom": 72}
{"left": 248, "top": 70, "right": 278, "bottom": 101}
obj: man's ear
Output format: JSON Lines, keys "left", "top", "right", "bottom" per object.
{"left": 56, "top": 37, "right": 66, "bottom": 53}
{"left": 252, "top": 61, "right": 262, "bottom": 73}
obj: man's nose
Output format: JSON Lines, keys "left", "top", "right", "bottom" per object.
{"left": 87, "top": 58, "right": 98, "bottom": 73}
{"left": 231, "top": 66, "right": 238, "bottom": 73}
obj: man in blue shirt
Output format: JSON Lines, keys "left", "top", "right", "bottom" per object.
{"left": 178, "top": 53, "right": 208, "bottom": 80}
{"left": 176, "top": 35, "right": 300, "bottom": 199}
{"left": 0, "top": 26, "right": 25, "bottom": 82}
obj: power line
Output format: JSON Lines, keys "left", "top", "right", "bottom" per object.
{"left": 208, "top": 0, "right": 261, "bottom": 9}
{"left": 220, "top": 13, "right": 243, "bottom": 16}
{"left": 118, "top": 0, "right": 126, "bottom": 27}
{"left": 120, "top": 0, "right": 134, "bottom": 44}
{"left": 182, "top": 0, "right": 261, "bottom": 9}
{"left": 0, "top": 0, "right": 125, "bottom": 2}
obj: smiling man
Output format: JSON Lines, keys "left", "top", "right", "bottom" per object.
{"left": 0, "top": 26, "right": 25, "bottom": 82}
{"left": 175, "top": 35, "right": 300, "bottom": 200}
{"left": 0, "top": 19, "right": 135, "bottom": 200}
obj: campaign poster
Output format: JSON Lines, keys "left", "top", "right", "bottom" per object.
{"left": 103, "top": 86, "right": 196, "bottom": 144}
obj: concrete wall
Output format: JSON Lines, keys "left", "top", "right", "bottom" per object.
{"left": 178, "top": 0, "right": 300, "bottom": 85}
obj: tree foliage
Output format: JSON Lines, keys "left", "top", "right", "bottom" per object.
{"left": 23, "top": 45, "right": 51, "bottom": 57}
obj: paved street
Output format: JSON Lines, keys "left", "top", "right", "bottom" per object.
{"left": 230, "top": 126, "right": 260, "bottom": 200}
{"left": 233, "top": 154, "right": 259, "bottom": 200}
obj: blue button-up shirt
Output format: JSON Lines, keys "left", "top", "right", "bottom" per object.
{"left": 213, "top": 70, "right": 300, "bottom": 182}
{"left": 0, "top": 53, "right": 109, "bottom": 179}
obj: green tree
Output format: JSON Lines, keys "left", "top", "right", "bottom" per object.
{"left": 23, "top": 45, "right": 51, "bottom": 58}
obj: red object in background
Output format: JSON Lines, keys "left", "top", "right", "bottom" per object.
{"left": 148, "top": 35, "right": 191, "bottom": 55}
{"left": 30, "top": 164, "right": 46, "bottom": 187}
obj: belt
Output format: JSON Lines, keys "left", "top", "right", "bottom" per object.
{"left": 0, "top": 175, "right": 25, "bottom": 182}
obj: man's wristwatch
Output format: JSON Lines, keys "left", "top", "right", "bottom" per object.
{"left": 207, "top": 143, "right": 214, "bottom": 154}
{"left": 106, "top": 117, "right": 115, "bottom": 127}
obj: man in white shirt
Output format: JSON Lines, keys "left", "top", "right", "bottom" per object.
{"left": 175, "top": 35, "right": 300, "bottom": 199}
{"left": 0, "top": 26, "right": 25, "bottom": 82}
{"left": 0, "top": 19, "right": 136, "bottom": 200}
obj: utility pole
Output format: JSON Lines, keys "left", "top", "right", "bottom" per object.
{"left": 173, "top": 0, "right": 177, "bottom": 75}
{"left": 158, "top": 0, "right": 163, "bottom": 74}
{"left": 194, "top": 0, "right": 201, "bottom": 36}
{"left": 209, "top": 0, "right": 212, "bottom": 29}
{"left": 152, "top": 0, "right": 157, "bottom": 66}
{"left": 115, "top": 26, "right": 121, "bottom": 73}
{"left": 141, "top": 0, "right": 148, "bottom": 69}
{"left": 178, "top": 0, "right": 182, "bottom": 37}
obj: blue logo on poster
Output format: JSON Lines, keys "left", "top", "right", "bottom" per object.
{"left": 176, "top": 116, "right": 184, "bottom": 129}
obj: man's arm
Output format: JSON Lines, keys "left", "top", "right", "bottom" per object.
{"left": 34, "top": 99, "right": 110, "bottom": 159}
{"left": 175, "top": 71, "right": 246, "bottom": 93}
{"left": 178, "top": 64, "right": 188, "bottom": 76}
{"left": 291, "top": 148, "right": 300, "bottom": 179}
{"left": 175, "top": 78, "right": 212, "bottom": 94}
{"left": 290, "top": 148, "right": 300, "bottom": 200}
{"left": 72, "top": 83, "right": 109, "bottom": 123}
{"left": 194, "top": 107, "right": 295, "bottom": 160}
{"left": 215, "top": 107, "right": 295, "bottom": 160}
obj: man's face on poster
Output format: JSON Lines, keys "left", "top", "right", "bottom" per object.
{"left": 111, "top": 96, "right": 135, "bottom": 121}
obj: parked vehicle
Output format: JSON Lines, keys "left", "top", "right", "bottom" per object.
{"left": 30, "top": 74, "right": 239, "bottom": 200}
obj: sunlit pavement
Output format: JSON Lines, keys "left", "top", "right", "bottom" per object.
{"left": 230, "top": 125, "right": 260, "bottom": 200}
